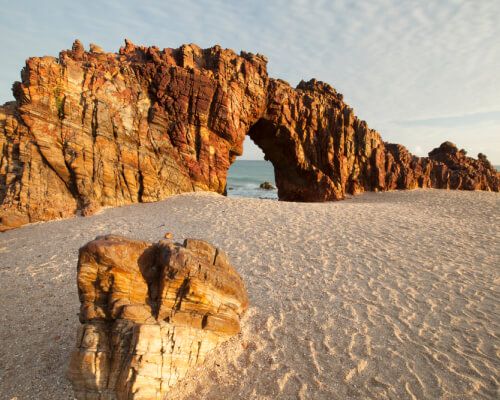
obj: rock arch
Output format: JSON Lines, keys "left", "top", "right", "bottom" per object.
{"left": 247, "top": 117, "right": 316, "bottom": 201}
{"left": 0, "top": 40, "right": 498, "bottom": 230}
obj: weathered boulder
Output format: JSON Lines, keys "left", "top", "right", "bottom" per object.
{"left": 1, "top": 40, "right": 498, "bottom": 230}
{"left": 67, "top": 235, "right": 248, "bottom": 399}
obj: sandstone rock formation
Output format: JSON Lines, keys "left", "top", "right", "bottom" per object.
{"left": 1, "top": 40, "right": 498, "bottom": 230}
{"left": 67, "top": 235, "right": 248, "bottom": 399}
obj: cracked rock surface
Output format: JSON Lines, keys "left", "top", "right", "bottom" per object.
{"left": 1, "top": 40, "right": 499, "bottom": 231}
{"left": 67, "top": 234, "right": 248, "bottom": 399}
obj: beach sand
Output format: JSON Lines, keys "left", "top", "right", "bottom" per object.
{"left": 0, "top": 189, "right": 499, "bottom": 399}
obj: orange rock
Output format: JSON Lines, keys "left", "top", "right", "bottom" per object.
{"left": 67, "top": 235, "right": 248, "bottom": 399}
{"left": 1, "top": 40, "right": 498, "bottom": 230}
{"left": 0, "top": 213, "right": 29, "bottom": 232}
{"left": 164, "top": 232, "right": 173, "bottom": 239}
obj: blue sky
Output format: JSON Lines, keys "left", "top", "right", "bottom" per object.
{"left": 0, "top": 0, "right": 499, "bottom": 162}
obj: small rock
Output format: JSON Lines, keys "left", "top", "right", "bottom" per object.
{"left": 0, "top": 214, "right": 29, "bottom": 232}
{"left": 164, "top": 232, "right": 173, "bottom": 239}
{"left": 71, "top": 39, "right": 85, "bottom": 58}
{"left": 89, "top": 43, "right": 104, "bottom": 54}
{"left": 260, "top": 181, "right": 275, "bottom": 190}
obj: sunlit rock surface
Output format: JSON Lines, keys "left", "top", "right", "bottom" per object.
{"left": 1, "top": 40, "right": 498, "bottom": 230}
{"left": 67, "top": 235, "right": 248, "bottom": 399}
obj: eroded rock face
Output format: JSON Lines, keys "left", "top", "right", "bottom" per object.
{"left": 0, "top": 40, "right": 268, "bottom": 231}
{"left": 1, "top": 40, "right": 498, "bottom": 230}
{"left": 67, "top": 235, "right": 248, "bottom": 399}
{"left": 250, "top": 79, "right": 499, "bottom": 200}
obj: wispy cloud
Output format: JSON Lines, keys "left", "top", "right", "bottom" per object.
{"left": 393, "top": 111, "right": 500, "bottom": 128}
{"left": 0, "top": 0, "right": 499, "bottom": 161}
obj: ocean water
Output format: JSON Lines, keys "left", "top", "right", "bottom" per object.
{"left": 226, "top": 160, "right": 277, "bottom": 199}
{"left": 226, "top": 163, "right": 500, "bottom": 199}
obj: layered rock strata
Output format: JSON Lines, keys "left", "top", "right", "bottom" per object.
{"left": 1, "top": 40, "right": 498, "bottom": 230}
{"left": 67, "top": 235, "right": 248, "bottom": 399}
{"left": 254, "top": 80, "right": 499, "bottom": 200}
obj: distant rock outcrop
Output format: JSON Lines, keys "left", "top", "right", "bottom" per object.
{"left": 1, "top": 40, "right": 498, "bottom": 230}
{"left": 260, "top": 181, "right": 275, "bottom": 190}
{"left": 67, "top": 235, "right": 248, "bottom": 399}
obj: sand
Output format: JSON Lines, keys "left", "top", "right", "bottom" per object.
{"left": 0, "top": 189, "right": 499, "bottom": 399}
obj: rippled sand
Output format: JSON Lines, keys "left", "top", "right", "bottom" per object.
{"left": 0, "top": 189, "right": 499, "bottom": 399}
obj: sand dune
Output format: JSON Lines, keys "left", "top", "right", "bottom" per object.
{"left": 0, "top": 189, "right": 499, "bottom": 399}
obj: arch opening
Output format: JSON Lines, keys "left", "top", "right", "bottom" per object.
{"left": 245, "top": 118, "right": 334, "bottom": 202}
{"left": 225, "top": 127, "right": 277, "bottom": 199}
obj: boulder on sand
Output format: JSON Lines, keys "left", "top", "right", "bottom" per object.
{"left": 67, "top": 235, "right": 248, "bottom": 399}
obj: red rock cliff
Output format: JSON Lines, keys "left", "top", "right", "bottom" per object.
{"left": 1, "top": 40, "right": 498, "bottom": 230}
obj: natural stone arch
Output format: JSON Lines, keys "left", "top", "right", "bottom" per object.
{"left": 247, "top": 78, "right": 384, "bottom": 202}
{"left": 0, "top": 41, "right": 498, "bottom": 231}
{"left": 247, "top": 117, "right": 334, "bottom": 202}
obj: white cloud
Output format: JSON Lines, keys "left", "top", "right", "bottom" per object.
{"left": 1, "top": 0, "right": 499, "bottom": 162}
{"left": 413, "top": 145, "right": 424, "bottom": 157}
{"left": 240, "top": 137, "right": 265, "bottom": 160}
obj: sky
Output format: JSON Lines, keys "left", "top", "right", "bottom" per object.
{"left": 0, "top": 0, "right": 499, "bottom": 162}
